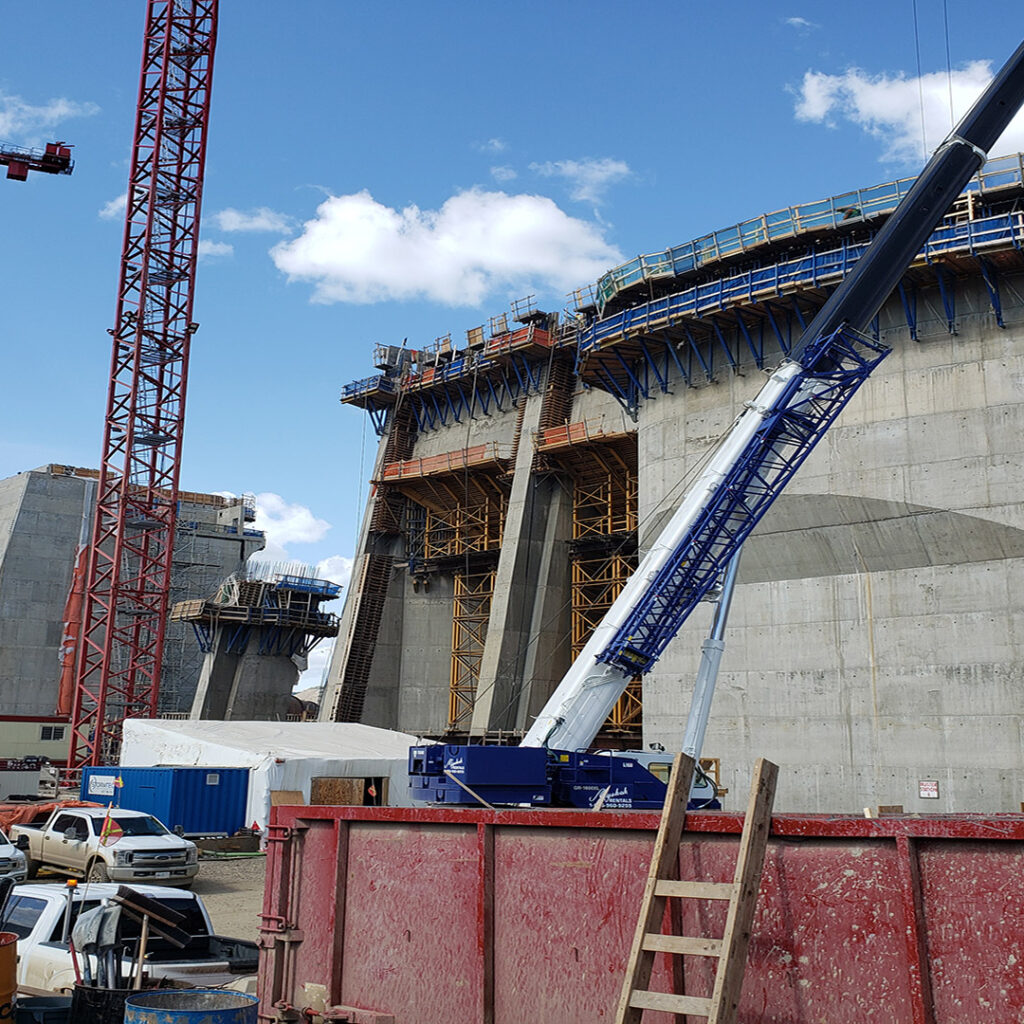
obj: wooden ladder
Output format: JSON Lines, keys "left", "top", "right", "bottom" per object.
{"left": 615, "top": 753, "right": 778, "bottom": 1024}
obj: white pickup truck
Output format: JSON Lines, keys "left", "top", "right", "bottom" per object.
{"left": 0, "top": 827, "right": 28, "bottom": 884}
{"left": 0, "top": 883, "right": 257, "bottom": 995}
{"left": 10, "top": 807, "right": 199, "bottom": 887}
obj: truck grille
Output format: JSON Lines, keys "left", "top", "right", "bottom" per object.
{"left": 133, "top": 850, "right": 187, "bottom": 867}
{"left": 0, "top": 859, "right": 12, "bottom": 872}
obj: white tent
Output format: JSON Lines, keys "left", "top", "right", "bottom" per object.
{"left": 121, "top": 719, "right": 422, "bottom": 829}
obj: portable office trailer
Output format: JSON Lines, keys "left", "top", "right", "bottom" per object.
{"left": 80, "top": 765, "right": 250, "bottom": 835}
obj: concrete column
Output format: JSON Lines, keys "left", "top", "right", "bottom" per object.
{"left": 189, "top": 629, "right": 238, "bottom": 720}
{"left": 470, "top": 391, "right": 567, "bottom": 736}
{"left": 224, "top": 651, "right": 297, "bottom": 719}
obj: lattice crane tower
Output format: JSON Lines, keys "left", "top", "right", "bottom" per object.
{"left": 69, "top": 0, "right": 219, "bottom": 768}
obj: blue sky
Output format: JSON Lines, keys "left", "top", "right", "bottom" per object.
{"left": 2, "top": 2, "right": 1023, "bottom": 684}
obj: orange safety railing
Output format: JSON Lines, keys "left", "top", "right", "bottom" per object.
{"left": 380, "top": 443, "right": 512, "bottom": 481}
{"left": 482, "top": 324, "right": 552, "bottom": 358}
{"left": 535, "top": 420, "right": 628, "bottom": 451}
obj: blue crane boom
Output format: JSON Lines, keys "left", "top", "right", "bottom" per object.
{"left": 521, "top": 37, "right": 1024, "bottom": 756}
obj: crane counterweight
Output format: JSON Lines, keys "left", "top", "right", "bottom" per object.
{"left": 0, "top": 141, "right": 74, "bottom": 181}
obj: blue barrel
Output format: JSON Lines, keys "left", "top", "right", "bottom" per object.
{"left": 123, "top": 991, "right": 257, "bottom": 1024}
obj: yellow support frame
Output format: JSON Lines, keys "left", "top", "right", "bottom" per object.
{"left": 571, "top": 553, "right": 642, "bottom": 733}
{"left": 424, "top": 497, "right": 506, "bottom": 560}
{"left": 448, "top": 570, "right": 495, "bottom": 730}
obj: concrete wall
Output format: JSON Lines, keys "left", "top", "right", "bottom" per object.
{"left": 0, "top": 466, "right": 263, "bottom": 720}
{"left": 0, "top": 471, "right": 88, "bottom": 715}
{"left": 334, "top": 269, "right": 1024, "bottom": 814}
{"left": 642, "top": 273, "right": 1024, "bottom": 813}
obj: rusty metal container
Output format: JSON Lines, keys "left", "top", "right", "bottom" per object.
{"left": 258, "top": 804, "right": 1024, "bottom": 1023}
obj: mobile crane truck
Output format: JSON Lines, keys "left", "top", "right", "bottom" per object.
{"left": 411, "top": 37, "right": 1024, "bottom": 809}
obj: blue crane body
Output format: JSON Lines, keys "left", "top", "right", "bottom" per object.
{"left": 411, "top": 38, "right": 1024, "bottom": 809}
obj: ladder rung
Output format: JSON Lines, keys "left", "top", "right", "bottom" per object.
{"left": 642, "top": 933, "right": 723, "bottom": 958}
{"left": 655, "top": 880, "right": 736, "bottom": 900}
{"left": 629, "top": 990, "right": 712, "bottom": 1016}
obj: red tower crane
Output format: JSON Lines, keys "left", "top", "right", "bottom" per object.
{"left": 69, "top": 0, "right": 219, "bottom": 768}
{"left": 0, "top": 141, "right": 74, "bottom": 181}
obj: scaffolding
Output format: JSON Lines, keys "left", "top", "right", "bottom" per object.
{"left": 449, "top": 570, "right": 495, "bottom": 731}
{"left": 421, "top": 499, "right": 506, "bottom": 560}
{"left": 536, "top": 422, "right": 641, "bottom": 738}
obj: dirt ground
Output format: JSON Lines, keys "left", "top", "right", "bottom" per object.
{"left": 191, "top": 854, "right": 266, "bottom": 941}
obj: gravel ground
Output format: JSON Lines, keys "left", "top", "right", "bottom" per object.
{"left": 191, "top": 854, "right": 267, "bottom": 941}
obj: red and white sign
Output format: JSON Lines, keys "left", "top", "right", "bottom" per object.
{"left": 919, "top": 780, "right": 940, "bottom": 799}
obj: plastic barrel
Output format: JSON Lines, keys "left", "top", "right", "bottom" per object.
{"left": 124, "top": 990, "right": 258, "bottom": 1024}
{"left": 14, "top": 995, "right": 72, "bottom": 1024}
{"left": 0, "top": 932, "right": 17, "bottom": 1022}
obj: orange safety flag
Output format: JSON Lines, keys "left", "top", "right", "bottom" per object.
{"left": 99, "top": 807, "right": 123, "bottom": 847}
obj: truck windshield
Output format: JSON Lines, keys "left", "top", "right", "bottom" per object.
{"left": 89, "top": 815, "right": 168, "bottom": 837}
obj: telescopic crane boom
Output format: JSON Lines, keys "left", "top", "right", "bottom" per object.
{"left": 521, "top": 38, "right": 1024, "bottom": 756}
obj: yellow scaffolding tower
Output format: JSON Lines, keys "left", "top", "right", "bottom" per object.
{"left": 571, "top": 552, "right": 642, "bottom": 732}
{"left": 449, "top": 570, "right": 495, "bottom": 730}
{"left": 424, "top": 497, "right": 506, "bottom": 559}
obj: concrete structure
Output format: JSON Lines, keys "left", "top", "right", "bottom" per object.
{"left": 0, "top": 464, "right": 264, "bottom": 724}
{"left": 327, "top": 154, "right": 1024, "bottom": 814}
{"left": 172, "top": 571, "right": 340, "bottom": 721}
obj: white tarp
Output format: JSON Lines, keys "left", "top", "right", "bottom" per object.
{"left": 121, "top": 719, "right": 422, "bottom": 829}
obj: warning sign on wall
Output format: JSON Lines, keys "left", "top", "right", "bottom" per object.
{"left": 919, "top": 780, "right": 940, "bottom": 799}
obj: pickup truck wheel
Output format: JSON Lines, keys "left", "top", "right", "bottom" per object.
{"left": 86, "top": 859, "right": 109, "bottom": 883}
{"left": 25, "top": 857, "right": 39, "bottom": 879}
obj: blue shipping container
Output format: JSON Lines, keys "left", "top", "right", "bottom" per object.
{"left": 80, "top": 766, "right": 249, "bottom": 836}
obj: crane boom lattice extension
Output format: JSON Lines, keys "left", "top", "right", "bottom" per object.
{"left": 69, "top": 0, "right": 218, "bottom": 769}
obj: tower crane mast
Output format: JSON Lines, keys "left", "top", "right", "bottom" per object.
{"left": 69, "top": 0, "right": 218, "bottom": 769}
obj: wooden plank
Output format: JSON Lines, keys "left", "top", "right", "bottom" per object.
{"left": 614, "top": 752, "right": 696, "bottom": 1024}
{"left": 311, "top": 777, "right": 365, "bottom": 806}
{"left": 643, "top": 933, "right": 723, "bottom": 958}
{"left": 629, "top": 989, "right": 712, "bottom": 1016}
{"left": 655, "top": 880, "right": 735, "bottom": 900}
{"left": 707, "top": 757, "right": 778, "bottom": 1024}
{"left": 270, "top": 789, "right": 305, "bottom": 806}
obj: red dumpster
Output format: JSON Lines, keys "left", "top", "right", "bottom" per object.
{"left": 258, "top": 804, "right": 1024, "bottom": 1023}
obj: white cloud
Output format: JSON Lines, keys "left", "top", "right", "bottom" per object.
{"left": 793, "top": 59, "right": 1024, "bottom": 163}
{"left": 0, "top": 91, "right": 98, "bottom": 142}
{"left": 529, "top": 157, "right": 632, "bottom": 204}
{"left": 250, "top": 492, "right": 331, "bottom": 557}
{"left": 99, "top": 192, "right": 127, "bottom": 220}
{"left": 785, "top": 16, "right": 817, "bottom": 31}
{"left": 214, "top": 206, "right": 292, "bottom": 233}
{"left": 198, "top": 239, "right": 233, "bottom": 259}
{"left": 490, "top": 165, "right": 517, "bottom": 183}
{"left": 316, "top": 554, "right": 353, "bottom": 589}
{"left": 477, "top": 138, "right": 507, "bottom": 153}
{"left": 271, "top": 187, "right": 623, "bottom": 306}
